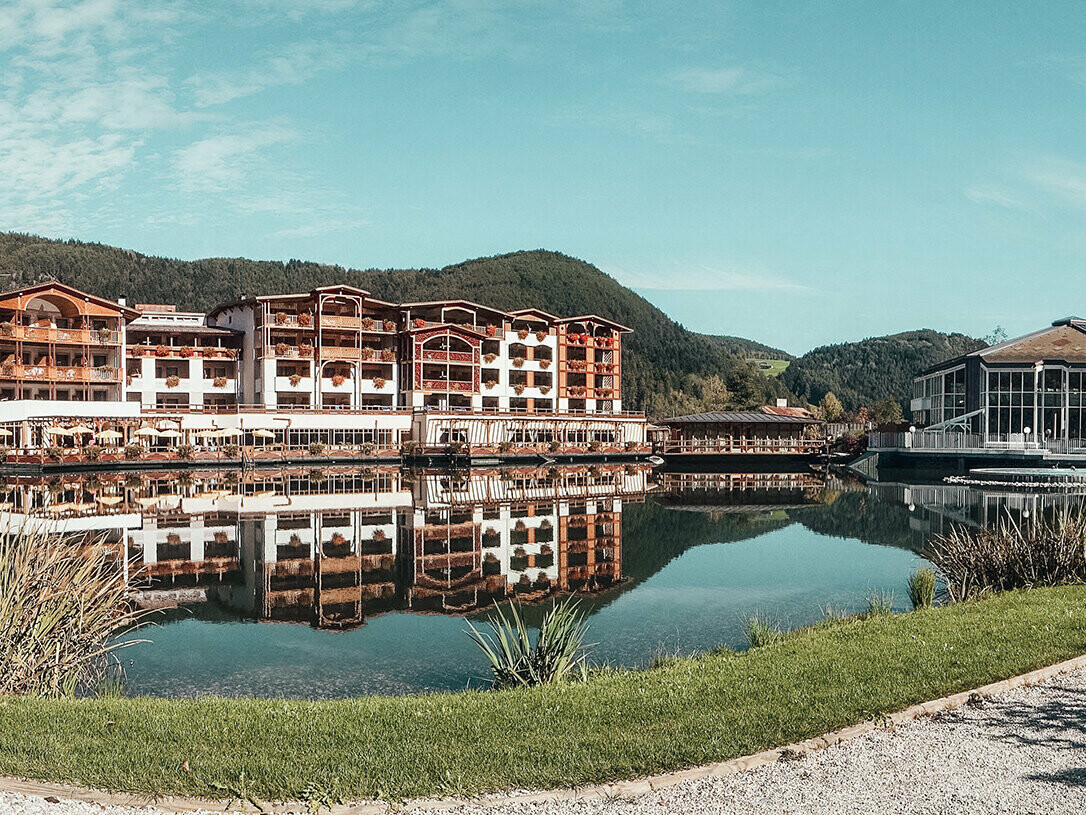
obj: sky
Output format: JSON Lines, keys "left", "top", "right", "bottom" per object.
{"left": 1, "top": 1, "right": 1084, "bottom": 354}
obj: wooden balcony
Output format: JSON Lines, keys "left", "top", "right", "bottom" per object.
{"left": 5, "top": 326, "right": 120, "bottom": 345}
{"left": 421, "top": 379, "right": 475, "bottom": 392}
{"left": 658, "top": 437, "right": 825, "bottom": 455}
{"left": 320, "top": 314, "right": 362, "bottom": 329}
{"left": 0, "top": 363, "right": 121, "bottom": 383}
{"left": 321, "top": 346, "right": 361, "bottom": 360}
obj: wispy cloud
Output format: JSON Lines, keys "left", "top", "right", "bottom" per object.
{"left": 1024, "top": 158, "right": 1086, "bottom": 209}
{"left": 668, "top": 65, "right": 788, "bottom": 95}
{"left": 613, "top": 263, "right": 815, "bottom": 293}
{"left": 173, "top": 125, "right": 298, "bottom": 193}
{"left": 964, "top": 185, "right": 1031, "bottom": 212}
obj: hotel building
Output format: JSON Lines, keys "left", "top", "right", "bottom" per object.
{"left": 0, "top": 281, "right": 647, "bottom": 458}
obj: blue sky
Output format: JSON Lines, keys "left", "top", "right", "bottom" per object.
{"left": 1, "top": 1, "right": 1084, "bottom": 353}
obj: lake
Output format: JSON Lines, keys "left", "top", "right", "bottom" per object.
{"left": 3, "top": 463, "right": 1052, "bottom": 698}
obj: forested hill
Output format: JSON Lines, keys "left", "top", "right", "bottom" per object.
{"left": 781, "top": 329, "right": 985, "bottom": 413}
{"left": 0, "top": 233, "right": 792, "bottom": 416}
{"left": 697, "top": 334, "right": 792, "bottom": 360}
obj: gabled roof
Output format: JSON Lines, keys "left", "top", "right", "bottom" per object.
{"left": 311, "top": 284, "right": 371, "bottom": 297}
{"left": 762, "top": 404, "right": 815, "bottom": 419}
{"left": 509, "top": 307, "right": 558, "bottom": 322}
{"left": 0, "top": 280, "right": 140, "bottom": 320}
{"left": 921, "top": 319, "right": 1086, "bottom": 375}
{"left": 399, "top": 300, "right": 513, "bottom": 319}
{"left": 404, "top": 322, "right": 485, "bottom": 339}
{"left": 663, "top": 411, "right": 822, "bottom": 425}
{"left": 554, "top": 314, "right": 633, "bottom": 333}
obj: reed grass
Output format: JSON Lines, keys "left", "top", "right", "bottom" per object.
{"left": 930, "top": 509, "right": 1086, "bottom": 602}
{"left": 743, "top": 613, "right": 781, "bottom": 648}
{"left": 467, "top": 595, "right": 590, "bottom": 689}
{"left": 866, "top": 589, "right": 895, "bottom": 616}
{"left": 907, "top": 568, "right": 937, "bottom": 609}
{"left": 0, "top": 527, "right": 143, "bottom": 697}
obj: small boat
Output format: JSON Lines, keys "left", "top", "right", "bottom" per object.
{"left": 647, "top": 455, "right": 665, "bottom": 466}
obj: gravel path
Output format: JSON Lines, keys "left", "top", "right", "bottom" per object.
{"left": 4, "top": 669, "right": 1086, "bottom": 815}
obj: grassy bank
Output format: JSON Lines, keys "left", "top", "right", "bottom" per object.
{"left": 1, "top": 585, "right": 1085, "bottom": 802}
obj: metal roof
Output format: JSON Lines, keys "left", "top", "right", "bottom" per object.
{"left": 663, "top": 411, "right": 820, "bottom": 425}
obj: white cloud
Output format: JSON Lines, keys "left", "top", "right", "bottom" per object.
{"left": 964, "top": 185, "right": 1031, "bottom": 212}
{"left": 668, "top": 65, "right": 787, "bottom": 95}
{"left": 613, "top": 263, "right": 814, "bottom": 293}
{"left": 1025, "top": 158, "right": 1086, "bottom": 208}
{"left": 173, "top": 125, "right": 298, "bottom": 193}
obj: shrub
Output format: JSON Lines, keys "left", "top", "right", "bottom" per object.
{"left": 547, "top": 440, "right": 561, "bottom": 452}
{"left": 331, "top": 374, "right": 347, "bottom": 387}
{"left": 81, "top": 445, "right": 101, "bottom": 461}
{"left": 289, "top": 373, "right": 303, "bottom": 387}
{"left": 513, "top": 383, "right": 525, "bottom": 395}
{"left": 309, "top": 442, "right": 326, "bottom": 456}
{"left": 536, "top": 330, "right": 547, "bottom": 341}
{"left": 274, "top": 312, "right": 288, "bottom": 325}
{"left": 275, "top": 343, "right": 290, "bottom": 356}
{"left": 222, "top": 444, "right": 240, "bottom": 458}
{"left": 165, "top": 375, "right": 180, "bottom": 388}
{"left": 383, "top": 320, "right": 397, "bottom": 332}
{"left": 743, "top": 613, "right": 781, "bottom": 649}
{"left": 588, "top": 439, "right": 602, "bottom": 451}
{"left": 46, "top": 445, "right": 64, "bottom": 461}
{"left": 540, "top": 385, "right": 551, "bottom": 395}
{"left": 539, "top": 359, "right": 551, "bottom": 369}
{"left": 176, "top": 444, "right": 195, "bottom": 460}
{"left": 372, "top": 377, "right": 386, "bottom": 389}
{"left": 298, "top": 312, "right": 312, "bottom": 327}
{"left": 359, "top": 442, "right": 376, "bottom": 456}
{"left": 498, "top": 440, "right": 514, "bottom": 452}
{"left": 930, "top": 509, "right": 1086, "bottom": 602}
{"left": 154, "top": 345, "right": 170, "bottom": 357}
{"left": 361, "top": 316, "right": 375, "bottom": 330}
{"left": 0, "top": 528, "right": 144, "bottom": 696}
{"left": 213, "top": 376, "right": 228, "bottom": 388}
{"left": 123, "top": 444, "right": 141, "bottom": 460}
{"left": 484, "top": 353, "right": 497, "bottom": 364}
{"left": 517, "top": 329, "right": 529, "bottom": 340}
{"left": 907, "top": 568, "right": 937, "bottom": 609}
{"left": 866, "top": 589, "right": 895, "bottom": 615}
{"left": 512, "top": 357, "right": 525, "bottom": 368}
{"left": 0, "top": 446, "right": 9, "bottom": 462}
{"left": 624, "top": 440, "right": 638, "bottom": 451}
{"left": 299, "top": 344, "right": 313, "bottom": 358}
{"left": 178, "top": 346, "right": 194, "bottom": 358}
{"left": 380, "top": 348, "right": 395, "bottom": 362}
{"left": 466, "top": 596, "right": 590, "bottom": 690}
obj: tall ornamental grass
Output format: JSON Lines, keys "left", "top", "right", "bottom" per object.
{"left": 0, "top": 528, "right": 142, "bottom": 697}
{"left": 467, "top": 595, "right": 590, "bottom": 689}
{"left": 930, "top": 510, "right": 1086, "bottom": 602}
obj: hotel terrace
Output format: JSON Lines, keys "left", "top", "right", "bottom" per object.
{"left": 870, "top": 317, "right": 1086, "bottom": 460}
{"left": 0, "top": 281, "right": 648, "bottom": 461}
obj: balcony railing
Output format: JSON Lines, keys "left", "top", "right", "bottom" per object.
{"left": 658, "top": 437, "right": 824, "bottom": 455}
{"left": 868, "top": 431, "right": 1051, "bottom": 453}
{"left": 5, "top": 326, "right": 120, "bottom": 344}
{"left": 421, "top": 350, "right": 474, "bottom": 363}
{"left": 421, "top": 379, "right": 475, "bottom": 392}
{"left": 0, "top": 364, "right": 120, "bottom": 382}
{"left": 321, "top": 314, "right": 362, "bottom": 329}
{"left": 128, "top": 346, "right": 238, "bottom": 359}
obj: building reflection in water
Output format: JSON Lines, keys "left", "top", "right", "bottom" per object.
{"left": 0, "top": 463, "right": 650, "bottom": 630}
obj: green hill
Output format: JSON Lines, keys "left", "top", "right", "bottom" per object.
{"left": 781, "top": 329, "right": 985, "bottom": 414}
{"left": 698, "top": 334, "right": 793, "bottom": 361}
{"left": 0, "top": 233, "right": 792, "bottom": 417}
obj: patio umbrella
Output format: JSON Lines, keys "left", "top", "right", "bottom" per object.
{"left": 133, "top": 427, "right": 160, "bottom": 438}
{"left": 157, "top": 420, "right": 180, "bottom": 431}
{"left": 157, "top": 429, "right": 183, "bottom": 439}
{"left": 217, "top": 427, "right": 242, "bottom": 438}
{"left": 251, "top": 429, "right": 276, "bottom": 439}
{"left": 96, "top": 495, "right": 124, "bottom": 506}
{"left": 44, "top": 426, "right": 72, "bottom": 436}
{"left": 68, "top": 424, "right": 94, "bottom": 435}
{"left": 94, "top": 429, "right": 123, "bottom": 442}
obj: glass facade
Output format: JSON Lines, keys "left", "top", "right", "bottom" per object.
{"left": 985, "top": 369, "right": 1036, "bottom": 437}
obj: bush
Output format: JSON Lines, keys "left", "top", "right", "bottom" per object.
{"left": 498, "top": 440, "right": 514, "bottom": 452}
{"left": 123, "top": 444, "right": 141, "bottom": 460}
{"left": 0, "top": 446, "right": 9, "bottom": 462}
{"left": 743, "top": 614, "right": 780, "bottom": 649}
{"left": 930, "top": 509, "right": 1086, "bottom": 602}
{"left": 81, "top": 445, "right": 101, "bottom": 461}
{"left": 467, "top": 596, "right": 590, "bottom": 689}
{"left": 0, "top": 528, "right": 143, "bottom": 696}
{"left": 359, "top": 442, "right": 376, "bottom": 456}
{"left": 222, "top": 444, "right": 240, "bottom": 458}
{"left": 309, "top": 442, "right": 326, "bottom": 456}
{"left": 176, "top": 444, "right": 196, "bottom": 460}
{"left": 45, "top": 445, "right": 64, "bottom": 461}
{"left": 907, "top": 568, "right": 937, "bottom": 609}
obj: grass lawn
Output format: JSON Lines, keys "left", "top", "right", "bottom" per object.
{"left": 1, "top": 585, "right": 1085, "bottom": 803}
{"left": 749, "top": 358, "right": 790, "bottom": 377}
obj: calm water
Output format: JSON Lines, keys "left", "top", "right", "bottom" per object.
{"left": 4, "top": 464, "right": 1034, "bottom": 699}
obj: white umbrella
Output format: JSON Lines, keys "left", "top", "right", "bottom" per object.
{"left": 157, "top": 429, "right": 183, "bottom": 439}
{"left": 96, "top": 495, "right": 124, "bottom": 506}
{"left": 134, "top": 427, "right": 160, "bottom": 438}
{"left": 94, "top": 429, "right": 123, "bottom": 442}
{"left": 0, "top": 428, "right": 12, "bottom": 438}
{"left": 157, "top": 420, "right": 180, "bottom": 431}
{"left": 44, "top": 426, "right": 72, "bottom": 436}
{"left": 251, "top": 429, "right": 276, "bottom": 439}
{"left": 68, "top": 424, "right": 94, "bottom": 435}
{"left": 217, "top": 427, "right": 242, "bottom": 438}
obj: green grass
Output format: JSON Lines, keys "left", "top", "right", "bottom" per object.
{"left": 748, "top": 358, "right": 790, "bottom": 377}
{"left": 1, "top": 586, "right": 1085, "bottom": 803}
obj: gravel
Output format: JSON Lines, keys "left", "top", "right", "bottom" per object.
{"left": 5, "top": 669, "right": 1086, "bottom": 815}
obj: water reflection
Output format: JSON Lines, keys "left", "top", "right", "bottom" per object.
{"left": 3, "top": 464, "right": 1056, "bottom": 697}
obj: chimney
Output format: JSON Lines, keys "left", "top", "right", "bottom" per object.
{"left": 118, "top": 296, "right": 127, "bottom": 307}
{"left": 776, "top": 398, "right": 788, "bottom": 408}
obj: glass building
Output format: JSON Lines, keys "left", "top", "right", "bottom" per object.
{"left": 911, "top": 317, "right": 1086, "bottom": 444}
